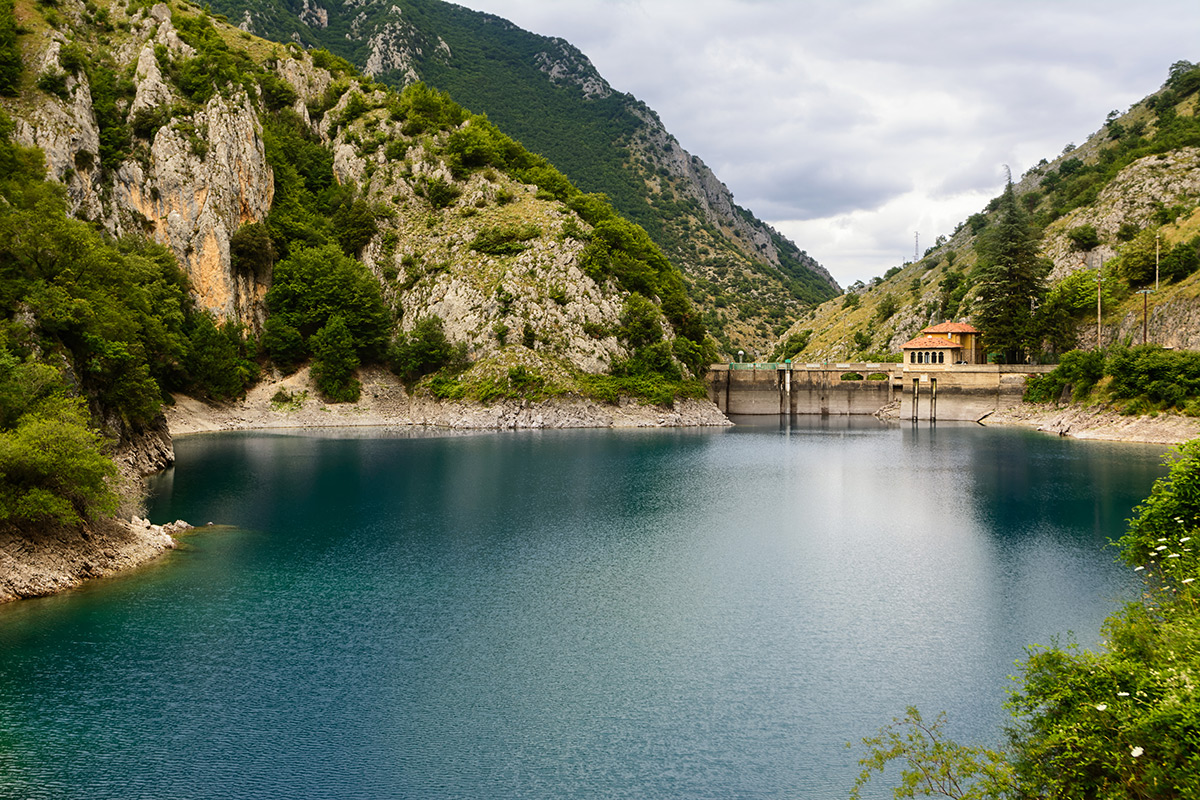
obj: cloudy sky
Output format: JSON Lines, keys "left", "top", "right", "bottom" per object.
{"left": 450, "top": 0, "right": 1200, "bottom": 288}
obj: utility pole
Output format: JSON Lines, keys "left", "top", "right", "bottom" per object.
{"left": 914, "top": 232, "right": 919, "bottom": 263}
{"left": 1156, "top": 231, "right": 1161, "bottom": 292}
{"left": 1138, "top": 289, "right": 1152, "bottom": 345}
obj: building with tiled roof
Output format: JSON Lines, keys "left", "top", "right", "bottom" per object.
{"left": 900, "top": 322, "right": 985, "bottom": 365}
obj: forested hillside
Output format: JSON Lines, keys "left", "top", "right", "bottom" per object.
{"left": 202, "top": 0, "right": 841, "bottom": 354}
{"left": 772, "top": 60, "right": 1200, "bottom": 369}
{"left": 0, "top": 0, "right": 718, "bottom": 534}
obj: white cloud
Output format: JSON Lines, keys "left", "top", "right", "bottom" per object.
{"left": 454, "top": 0, "right": 1200, "bottom": 288}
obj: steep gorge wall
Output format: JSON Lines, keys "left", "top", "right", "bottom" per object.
{"left": 14, "top": 3, "right": 274, "bottom": 326}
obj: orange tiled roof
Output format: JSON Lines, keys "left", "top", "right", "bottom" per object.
{"left": 901, "top": 335, "right": 962, "bottom": 350}
{"left": 922, "top": 321, "right": 979, "bottom": 334}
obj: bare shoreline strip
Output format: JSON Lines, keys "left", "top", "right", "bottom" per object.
{"left": 981, "top": 404, "right": 1200, "bottom": 446}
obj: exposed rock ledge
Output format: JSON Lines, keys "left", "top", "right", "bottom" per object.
{"left": 0, "top": 517, "right": 190, "bottom": 604}
{"left": 982, "top": 404, "right": 1200, "bottom": 445}
{"left": 164, "top": 365, "right": 732, "bottom": 436}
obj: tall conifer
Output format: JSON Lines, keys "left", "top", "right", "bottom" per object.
{"left": 971, "top": 178, "right": 1047, "bottom": 363}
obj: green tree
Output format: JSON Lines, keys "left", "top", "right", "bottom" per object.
{"left": 388, "top": 315, "right": 461, "bottom": 385}
{"left": 0, "top": 395, "right": 117, "bottom": 528}
{"left": 972, "top": 179, "right": 1048, "bottom": 363}
{"left": 265, "top": 243, "right": 390, "bottom": 360}
{"left": 1067, "top": 224, "right": 1100, "bottom": 251}
{"left": 1115, "top": 228, "right": 1163, "bottom": 286}
{"left": 229, "top": 222, "right": 275, "bottom": 277}
{"left": 310, "top": 315, "right": 360, "bottom": 402}
{"left": 184, "top": 315, "right": 257, "bottom": 400}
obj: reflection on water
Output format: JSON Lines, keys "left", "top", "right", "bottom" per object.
{"left": 0, "top": 423, "right": 1169, "bottom": 799}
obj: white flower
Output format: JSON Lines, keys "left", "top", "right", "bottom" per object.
{"left": 1135, "top": 566, "right": 1145, "bottom": 571}
{"left": 1183, "top": 578, "right": 1195, "bottom": 584}
{"left": 1169, "top": 554, "right": 1181, "bottom": 558}
{"left": 1096, "top": 703, "right": 1108, "bottom": 711}
{"left": 1156, "top": 545, "right": 1169, "bottom": 551}
{"left": 1131, "top": 746, "right": 1144, "bottom": 758}
{"left": 1118, "top": 691, "right": 1130, "bottom": 696}
{"left": 1182, "top": 537, "right": 1192, "bottom": 543}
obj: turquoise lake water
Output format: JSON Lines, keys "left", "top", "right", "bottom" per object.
{"left": 0, "top": 418, "right": 1171, "bottom": 798}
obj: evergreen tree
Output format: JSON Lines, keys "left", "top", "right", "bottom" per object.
{"left": 971, "top": 178, "right": 1047, "bottom": 363}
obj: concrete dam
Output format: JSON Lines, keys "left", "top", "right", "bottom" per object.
{"left": 707, "top": 362, "right": 1055, "bottom": 422}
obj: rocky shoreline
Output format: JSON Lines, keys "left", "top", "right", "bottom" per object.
{"left": 163, "top": 366, "right": 733, "bottom": 436}
{"left": 981, "top": 403, "right": 1200, "bottom": 445}
{"left": 0, "top": 517, "right": 189, "bottom": 604}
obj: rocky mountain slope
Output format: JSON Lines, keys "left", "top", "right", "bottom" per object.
{"left": 772, "top": 62, "right": 1200, "bottom": 364}
{"left": 5, "top": 0, "right": 715, "bottom": 404}
{"left": 201, "top": 0, "right": 840, "bottom": 355}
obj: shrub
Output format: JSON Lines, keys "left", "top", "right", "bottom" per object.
{"left": 36, "top": 71, "right": 70, "bottom": 101}
{"left": 389, "top": 316, "right": 464, "bottom": 385}
{"left": 770, "top": 329, "right": 812, "bottom": 362}
{"left": 229, "top": 222, "right": 275, "bottom": 276}
{"left": 1024, "top": 348, "right": 1107, "bottom": 403}
{"left": 418, "top": 175, "right": 461, "bottom": 210}
{"left": 470, "top": 224, "right": 540, "bottom": 255}
{"left": 840, "top": 372, "right": 864, "bottom": 381}
{"left": 874, "top": 292, "right": 899, "bottom": 323}
{"left": 1067, "top": 223, "right": 1101, "bottom": 251}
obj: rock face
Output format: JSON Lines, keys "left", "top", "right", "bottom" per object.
{"left": 0, "top": 517, "right": 184, "bottom": 604}
{"left": 1042, "top": 148, "right": 1200, "bottom": 280}
{"left": 14, "top": 4, "right": 274, "bottom": 327}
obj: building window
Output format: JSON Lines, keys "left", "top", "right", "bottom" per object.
{"left": 938, "top": 352, "right": 944, "bottom": 364}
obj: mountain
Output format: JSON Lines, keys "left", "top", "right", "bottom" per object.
{"left": 203, "top": 0, "right": 841, "bottom": 355}
{"left": 3, "top": 0, "right": 734, "bottom": 448}
{"left": 771, "top": 60, "right": 1200, "bottom": 364}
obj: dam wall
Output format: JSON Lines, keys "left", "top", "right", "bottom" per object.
{"left": 707, "top": 363, "right": 1054, "bottom": 421}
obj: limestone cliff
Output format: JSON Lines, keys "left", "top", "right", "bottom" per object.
{"left": 13, "top": 3, "right": 274, "bottom": 325}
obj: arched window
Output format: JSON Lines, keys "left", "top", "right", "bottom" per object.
{"left": 910, "top": 352, "right": 916, "bottom": 363}
{"left": 938, "top": 351, "right": 944, "bottom": 364}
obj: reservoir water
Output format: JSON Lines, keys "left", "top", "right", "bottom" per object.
{"left": 0, "top": 419, "right": 1171, "bottom": 798}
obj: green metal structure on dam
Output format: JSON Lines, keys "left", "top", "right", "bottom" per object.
{"left": 707, "top": 362, "right": 1055, "bottom": 421}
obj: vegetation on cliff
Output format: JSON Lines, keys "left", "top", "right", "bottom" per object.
{"left": 854, "top": 440, "right": 1200, "bottom": 799}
